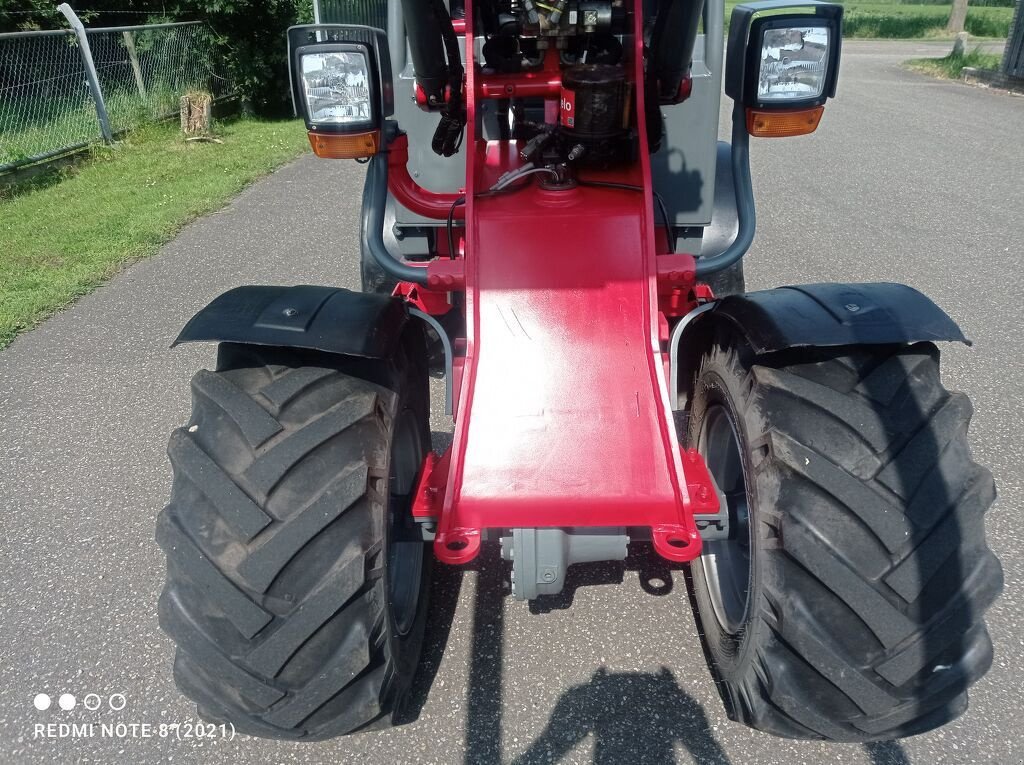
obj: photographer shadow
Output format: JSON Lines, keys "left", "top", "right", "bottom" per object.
{"left": 511, "top": 667, "right": 730, "bottom": 765}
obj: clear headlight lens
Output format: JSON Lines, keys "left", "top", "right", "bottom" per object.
{"left": 758, "top": 26, "right": 830, "bottom": 102}
{"left": 301, "top": 51, "right": 372, "bottom": 126}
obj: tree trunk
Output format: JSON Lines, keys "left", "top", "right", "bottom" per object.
{"left": 947, "top": 0, "right": 969, "bottom": 35}
{"left": 180, "top": 92, "right": 212, "bottom": 136}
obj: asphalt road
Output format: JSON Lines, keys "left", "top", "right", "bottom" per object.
{"left": 1, "top": 40, "right": 1021, "bottom": 765}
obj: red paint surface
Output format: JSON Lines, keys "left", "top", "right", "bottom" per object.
{"left": 426, "top": 0, "right": 714, "bottom": 565}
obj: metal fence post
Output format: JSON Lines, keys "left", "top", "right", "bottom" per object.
{"left": 57, "top": 3, "right": 113, "bottom": 144}
{"left": 1003, "top": 0, "right": 1024, "bottom": 78}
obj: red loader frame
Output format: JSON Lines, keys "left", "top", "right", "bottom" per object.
{"left": 393, "top": 0, "right": 722, "bottom": 567}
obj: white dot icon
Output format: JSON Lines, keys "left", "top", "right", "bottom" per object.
{"left": 33, "top": 694, "right": 51, "bottom": 711}
{"left": 59, "top": 694, "right": 76, "bottom": 711}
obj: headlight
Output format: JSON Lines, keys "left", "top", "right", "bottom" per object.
{"left": 289, "top": 35, "right": 383, "bottom": 158}
{"left": 301, "top": 50, "right": 374, "bottom": 128}
{"left": 757, "top": 26, "right": 830, "bottom": 102}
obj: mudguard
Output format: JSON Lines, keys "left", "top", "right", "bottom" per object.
{"left": 711, "top": 282, "right": 968, "bottom": 354}
{"left": 173, "top": 285, "right": 408, "bottom": 358}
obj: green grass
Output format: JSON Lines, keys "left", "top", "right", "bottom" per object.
{"left": 1, "top": 86, "right": 205, "bottom": 168}
{"left": 905, "top": 45, "right": 1004, "bottom": 77}
{"left": 723, "top": 2, "right": 1014, "bottom": 38}
{"left": 0, "top": 118, "right": 309, "bottom": 349}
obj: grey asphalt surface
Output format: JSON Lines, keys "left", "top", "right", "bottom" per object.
{"left": 1, "top": 40, "right": 1021, "bottom": 765}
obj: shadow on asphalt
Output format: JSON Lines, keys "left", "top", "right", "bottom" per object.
{"left": 457, "top": 545, "right": 729, "bottom": 764}
{"left": 509, "top": 667, "right": 730, "bottom": 765}
{"left": 864, "top": 739, "right": 911, "bottom": 764}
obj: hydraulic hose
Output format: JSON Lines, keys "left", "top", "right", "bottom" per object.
{"left": 361, "top": 141, "right": 430, "bottom": 286}
{"left": 649, "top": 0, "right": 706, "bottom": 101}
{"left": 695, "top": 103, "right": 756, "bottom": 277}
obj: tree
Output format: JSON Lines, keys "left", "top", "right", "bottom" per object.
{"left": 169, "top": 0, "right": 314, "bottom": 114}
{"left": 947, "top": 0, "right": 969, "bottom": 34}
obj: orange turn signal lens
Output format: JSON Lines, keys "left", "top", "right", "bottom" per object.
{"left": 307, "top": 130, "right": 380, "bottom": 159}
{"left": 745, "top": 106, "right": 824, "bottom": 138}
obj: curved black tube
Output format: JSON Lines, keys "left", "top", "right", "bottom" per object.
{"left": 400, "top": 0, "right": 448, "bottom": 102}
{"left": 696, "top": 103, "right": 756, "bottom": 277}
{"left": 361, "top": 149, "right": 430, "bottom": 285}
{"left": 649, "top": 0, "right": 705, "bottom": 102}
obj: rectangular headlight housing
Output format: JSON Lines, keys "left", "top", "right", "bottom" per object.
{"left": 726, "top": 1, "right": 843, "bottom": 111}
{"left": 292, "top": 40, "right": 382, "bottom": 135}
{"left": 301, "top": 49, "right": 374, "bottom": 129}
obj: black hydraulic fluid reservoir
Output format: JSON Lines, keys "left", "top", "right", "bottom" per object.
{"left": 559, "top": 64, "right": 628, "bottom": 163}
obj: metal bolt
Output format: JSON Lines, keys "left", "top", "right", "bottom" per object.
{"left": 542, "top": 570, "right": 555, "bottom": 582}
{"left": 845, "top": 303, "right": 860, "bottom": 312}
{"left": 282, "top": 308, "right": 298, "bottom": 317}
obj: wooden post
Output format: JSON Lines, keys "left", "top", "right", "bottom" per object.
{"left": 122, "top": 30, "right": 148, "bottom": 101}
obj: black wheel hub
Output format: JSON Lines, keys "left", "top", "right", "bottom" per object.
{"left": 698, "top": 404, "right": 752, "bottom": 635}
{"left": 387, "top": 409, "right": 425, "bottom": 636}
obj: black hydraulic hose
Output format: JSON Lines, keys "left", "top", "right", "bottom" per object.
{"left": 360, "top": 148, "right": 430, "bottom": 286}
{"left": 649, "top": 0, "right": 705, "bottom": 101}
{"left": 696, "top": 103, "right": 756, "bottom": 277}
{"left": 431, "top": 0, "right": 467, "bottom": 156}
{"left": 399, "top": 0, "right": 449, "bottom": 103}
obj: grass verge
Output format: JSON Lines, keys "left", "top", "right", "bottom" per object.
{"left": 905, "top": 46, "right": 1004, "bottom": 77}
{"left": 723, "top": 1, "right": 1013, "bottom": 37}
{"left": 0, "top": 118, "right": 309, "bottom": 349}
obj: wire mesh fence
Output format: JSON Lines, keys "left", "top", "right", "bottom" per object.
{"left": 0, "top": 20, "right": 233, "bottom": 173}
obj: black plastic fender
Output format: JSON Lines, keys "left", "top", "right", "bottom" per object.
{"left": 173, "top": 285, "right": 408, "bottom": 358}
{"left": 712, "top": 282, "right": 968, "bottom": 353}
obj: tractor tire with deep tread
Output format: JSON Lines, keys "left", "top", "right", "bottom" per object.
{"left": 686, "top": 332, "right": 1002, "bottom": 742}
{"left": 157, "top": 340, "right": 432, "bottom": 740}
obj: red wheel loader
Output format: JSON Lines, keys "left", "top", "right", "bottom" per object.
{"left": 156, "top": 0, "right": 1003, "bottom": 743}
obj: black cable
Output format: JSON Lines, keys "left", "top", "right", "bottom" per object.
{"left": 443, "top": 179, "right": 549, "bottom": 262}
{"left": 447, "top": 196, "right": 465, "bottom": 259}
{"left": 654, "top": 191, "right": 675, "bottom": 254}
{"left": 576, "top": 180, "right": 676, "bottom": 253}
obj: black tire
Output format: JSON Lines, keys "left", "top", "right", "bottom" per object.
{"left": 157, "top": 339, "right": 432, "bottom": 740}
{"left": 685, "top": 331, "right": 1002, "bottom": 742}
